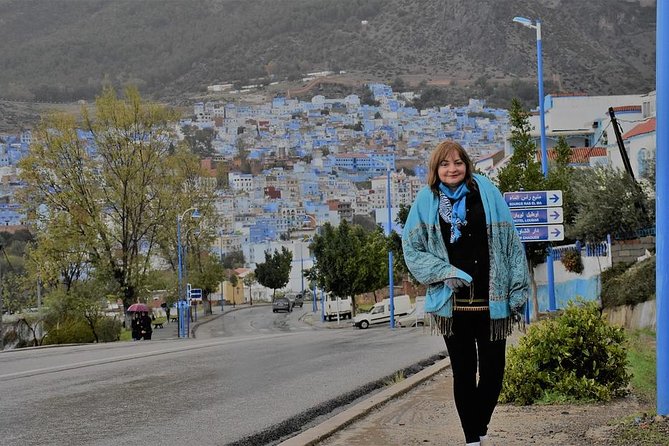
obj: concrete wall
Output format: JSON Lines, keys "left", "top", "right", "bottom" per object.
{"left": 533, "top": 253, "right": 611, "bottom": 313}
{"left": 604, "top": 299, "right": 656, "bottom": 331}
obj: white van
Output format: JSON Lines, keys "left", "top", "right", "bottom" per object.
{"left": 324, "top": 294, "right": 352, "bottom": 321}
{"left": 353, "top": 294, "right": 412, "bottom": 329}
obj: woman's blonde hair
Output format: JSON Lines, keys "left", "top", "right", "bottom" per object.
{"left": 426, "top": 140, "right": 475, "bottom": 192}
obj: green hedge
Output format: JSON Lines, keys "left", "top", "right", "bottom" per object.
{"left": 43, "top": 316, "right": 122, "bottom": 345}
{"left": 601, "top": 257, "right": 655, "bottom": 308}
{"left": 500, "top": 301, "right": 630, "bottom": 405}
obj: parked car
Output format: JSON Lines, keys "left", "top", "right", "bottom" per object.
{"left": 353, "top": 295, "right": 412, "bottom": 329}
{"left": 324, "top": 294, "right": 353, "bottom": 321}
{"left": 285, "top": 293, "right": 303, "bottom": 308}
{"left": 272, "top": 297, "right": 293, "bottom": 313}
{"left": 395, "top": 307, "right": 426, "bottom": 327}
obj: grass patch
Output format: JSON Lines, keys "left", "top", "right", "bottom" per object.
{"left": 611, "top": 413, "right": 669, "bottom": 446}
{"left": 626, "top": 328, "right": 656, "bottom": 404}
{"left": 383, "top": 371, "right": 405, "bottom": 386}
{"left": 607, "top": 328, "right": 668, "bottom": 446}
{"left": 119, "top": 328, "right": 133, "bottom": 342}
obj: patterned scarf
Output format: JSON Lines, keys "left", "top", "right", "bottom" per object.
{"left": 438, "top": 182, "right": 469, "bottom": 243}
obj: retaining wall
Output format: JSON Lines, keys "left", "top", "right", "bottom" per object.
{"left": 611, "top": 236, "right": 655, "bottom": 265}
{"left": 604, "top": 299, "right": 656, "bottom": 331}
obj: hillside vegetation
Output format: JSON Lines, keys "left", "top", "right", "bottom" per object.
{"left": 0, "top": 0, "right": 656, "bottom": 103}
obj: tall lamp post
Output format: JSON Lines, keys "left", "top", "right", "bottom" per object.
{"left": 384, "top": 163, "right": 395, "bottom": 329}
{"left": 656, "top": 0, "right": 668, "bottom": 416}
{"left": 302, "top": 214, "right": 319, "bottom": 313}
{"left": 177, "top": 207, "right": 200, "bottom": 338}
{"left": 219, "top": 230, "right": 224, "bottom": 311}
{"left": 370, "top": 158, "right": 396, "bottom": 328}
{"left": 513, "top": 15, "right": 557, "bottom": 312}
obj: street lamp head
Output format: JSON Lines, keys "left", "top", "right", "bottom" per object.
{"left": 512, "top": 16, "right": 535, "bottom": 28}
{"left": 179, "top": 207, "right": 201, "bottom": 221}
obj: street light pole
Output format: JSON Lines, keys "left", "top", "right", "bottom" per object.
{"left": 219, "top": 230, "right": 224, "bottom": 312}
{"left": 300, "top": 243, "right": 305, "bottom": 298}
{"left": 177, "top": 207, "right": 200, "bottom": 338}
{"left": 302, "top": 214, "right": 319, "bottom": 313}
{"left": 369, "top": 157, "right": 396, "bottom": 328}
{"left": 513, "top": 15, "right": 556, "bottom": 312}
{"left": 177, "top": 214, "right": 185, "bottom": 338}
{"left": 386, "top": 165, "right": 395, "bottom": 329}
{"left": 656, "top": 0, "right": 668, "bottom": 416}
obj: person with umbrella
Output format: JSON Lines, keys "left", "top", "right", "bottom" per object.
{"left": 127, "top": 303, "right": 151, "bottom": 341}
{"left": 139, "top": 312, "right": 153, "bottom": 340}
{"left": 130, "top": 312, "right": 141, "bottom": 341}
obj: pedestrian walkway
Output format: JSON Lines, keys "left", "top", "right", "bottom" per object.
{"left": 150, "top": 304, "right": 236, "bottom": 341}
{"left": 278, "top": 327, "right": 640, "bottom": 446}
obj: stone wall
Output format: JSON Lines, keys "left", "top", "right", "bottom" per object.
{"left": 610, "top": 236, "right": 655, "bottom": 265}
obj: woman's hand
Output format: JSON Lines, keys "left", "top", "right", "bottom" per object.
{"left": 444, "top": 278, "right": 470, "bottom": 290}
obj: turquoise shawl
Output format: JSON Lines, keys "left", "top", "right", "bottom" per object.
{"left": 402, "top": 174, "right": 530, "bottom": 340}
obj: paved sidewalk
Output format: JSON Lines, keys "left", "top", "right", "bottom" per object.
{"left": 150, "top": 303, "right": 241, "bottom": 341}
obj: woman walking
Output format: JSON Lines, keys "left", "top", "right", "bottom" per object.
{"left": 402, "top": 140, "right": 530, "bottom": 446}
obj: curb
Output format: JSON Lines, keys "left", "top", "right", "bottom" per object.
{"left": 277, "top": 357, "right": 452, "bottom": 446}
{"left": 299, "top": 312, "right": 351, "bottom": 329}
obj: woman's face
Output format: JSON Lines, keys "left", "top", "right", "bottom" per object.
{"left": 438, "top": 151, "right": 467, "bottom": 189}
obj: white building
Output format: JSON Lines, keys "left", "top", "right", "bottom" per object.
{"left": 228, "top": 172, "right": 254, "bottom": 192}
{"left": 525, "top": 94, "right": 643, "bottom": 152}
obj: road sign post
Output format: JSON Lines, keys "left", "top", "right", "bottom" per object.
{"left": 505, "top": 190, "right": 564, "bottom": 312}
{"left": 516, "top": 225, "right": 564, "bottom": 242}
{"left": 188, "top": 287, "right": 202, "bottom": 321}
{"left": 510, "top": 208, "right": 563, "bottom": 225}
{"left": 504, "top": 190, "right": 563, "bottom": 208}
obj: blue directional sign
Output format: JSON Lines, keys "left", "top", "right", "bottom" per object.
{"left": 516, "top": 225, "right": 565, "bottom": 242}
{"left": 504, "top": 190, "right": 563, "bottom": 208}
{"left": 188, "top": 288, "right": 203, "bottom": 301}
{"left": 511, "top": 208, "right": 564, "bottom": 225}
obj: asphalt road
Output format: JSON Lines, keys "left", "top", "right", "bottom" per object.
{"left": 0, "top": 306, "right": 446, "bottom": 445}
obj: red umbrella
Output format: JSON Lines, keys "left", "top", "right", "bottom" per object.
{"left": 127, "top": 303, "right": 150, "bottom": 313}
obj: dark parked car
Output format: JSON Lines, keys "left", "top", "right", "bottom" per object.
{"left": 272, "top": 297, "right": 293, "bottom": 313}
{"left": 285, "top": 293, "right": 304, "bottom": 308}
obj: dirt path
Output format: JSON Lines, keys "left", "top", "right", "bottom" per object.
{"left": 317, "top": 368, "right": 644, "bottom": 446}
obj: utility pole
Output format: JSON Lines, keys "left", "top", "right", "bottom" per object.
{"left": 608, "top": 107, "right": 635, "bottom": 181}
{"left": 609, "top": 106, "right": 648, "bottom": 219}
{"left": 36, "top": 278, "right": 42, "bottom": 341}
{"left": 0, "top": 247, "right": 3, "bottom": 351}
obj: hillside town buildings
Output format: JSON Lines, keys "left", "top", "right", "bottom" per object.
{"left": 0, "top": 83, "right": 657, "bottom": 297}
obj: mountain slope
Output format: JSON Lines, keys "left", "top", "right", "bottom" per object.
{"left": 0, "top": 0, "right": 656, "bottom": 101}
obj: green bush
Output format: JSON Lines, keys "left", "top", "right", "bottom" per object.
{"left": 43, "top": 319, "right": 97, "bottom": 344}
{"left": 43, "top": 316, "right": 122, "bottom": 344}
{"left": 601, "top": 260, "right": 634, "bottom": 284}
{"left": 500, "top": 301, "right": 630, "bottom": 405}
{"left": 601, "top": 257, "right": 655, "bottom": 308}
{"left": 95, "top": 317, "right": 123, "bottom": 342}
